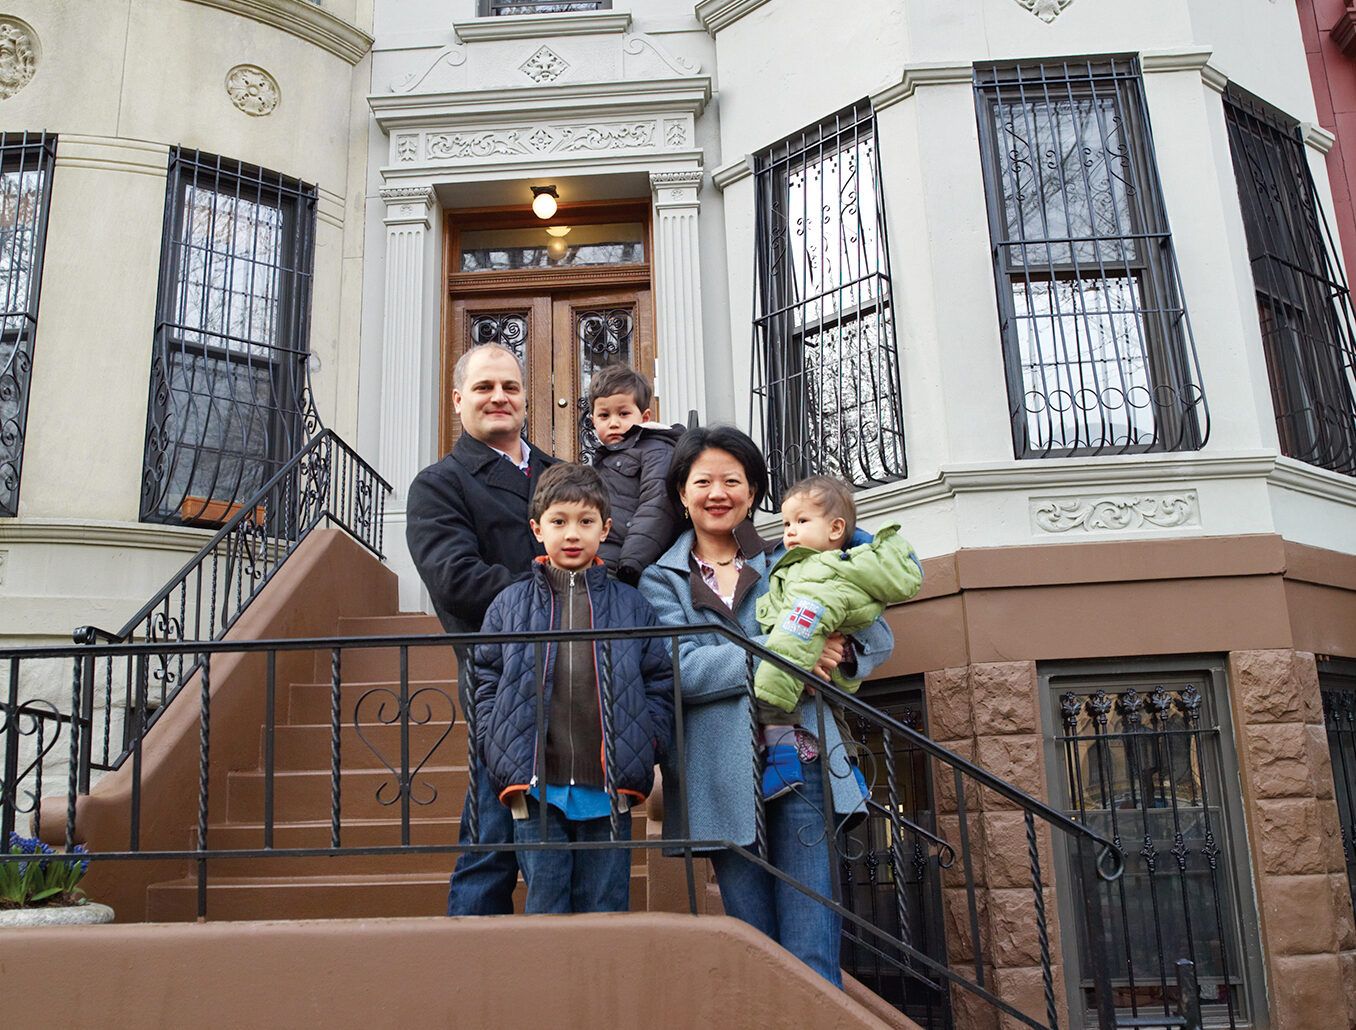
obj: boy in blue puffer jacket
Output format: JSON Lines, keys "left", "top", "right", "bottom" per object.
{"left": 472, "top": 462, "right": 674, "bottom": 914}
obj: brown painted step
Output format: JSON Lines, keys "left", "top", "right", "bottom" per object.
{"left": 286, "top": 679, "right": 458, "bottom": 725}
{"left": 143, "top": 868, "right": 650, "bottom": 922}
{"left": 224, "top": 765, "right": 470, "bottom": 823}
{"left": 313, "top": 641, "right": 457, "bottom": 685}
{"left": 259, "top": 721, "right": 467, "bottom": 771}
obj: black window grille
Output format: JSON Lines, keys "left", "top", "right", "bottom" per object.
{"left": 1223, "top": 88, "right": 1356, "bottom": 476}
{"left": 974, "top": 57, "right": 1210, "bottom": 459}
{"left": 752, "top": 100, "right": 908, "bottom": 507}
{"left": 1320, "top": 660, "right": 1356, "bottom": 925}
{"left": 1052, "top": 671, "right": 1251, "bottom": 1028}
{"left": 479, "top": 0, "right": 608, "bottom": 14}
{"left": 140, "top": 149, "right": 317, "bottom": 526}
{"left": 0, "top": 131, "right": 56, "bottom": 518}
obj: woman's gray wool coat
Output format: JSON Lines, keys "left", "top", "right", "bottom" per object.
{"left": 639, "top": 528, "right": 896, "bottom": 850}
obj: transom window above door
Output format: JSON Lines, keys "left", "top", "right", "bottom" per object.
{"left": 478, "top": 0, "right": 610, "bottom": 15}
{"left": 459, "top": 222, "right": 645, "bottom": 272}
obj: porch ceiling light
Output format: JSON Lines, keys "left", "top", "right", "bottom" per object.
{"left": 531, "top": 184, "right": 559, "bottom": 219}
{"left": 544, "top": 224, "right": 571, "bottom": 237}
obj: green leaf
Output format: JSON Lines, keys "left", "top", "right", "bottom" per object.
{"left": 29, "top": 886, "right": 63, "bottom": 902}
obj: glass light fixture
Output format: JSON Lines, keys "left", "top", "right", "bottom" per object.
{"left": 531, "top": 184, "right": 558, "bottom": 219}
{"left": 544, "top": 224, "right": 571, "bottom": 238}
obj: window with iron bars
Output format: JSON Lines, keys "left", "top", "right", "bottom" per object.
{"left": 0, "top": 132, "right": 56, "bottom": 519}
{"left": 752, "top": 100, "right": 908, "bottom": 507}
{"left": 1223, "top": 88, "right": 1356, "bottom": 477}
{"left": 1319, "top": 658, "right": 1356, "bottom": 926}
{"left": 974, "top": 57, "right": 1210, "bottom": 460}
{"left": 1043, "top": 664, "right": 1260, "bottom": 1029}
{"left": 140, "top": 149, "right": 317, "bottom": 526}
{"left": 478, "top": 0, "right": 609, "bottom": 14}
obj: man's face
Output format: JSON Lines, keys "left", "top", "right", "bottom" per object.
{"left": 453, "top": 349, "right": 526, "bottom": 445}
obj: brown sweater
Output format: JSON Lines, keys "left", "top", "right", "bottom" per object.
{"left": 543, "top": 564, "right": 604, "bottom": 788}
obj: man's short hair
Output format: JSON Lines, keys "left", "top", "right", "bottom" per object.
{"left": 782, "top": 475, "right": 858, "bottom": 543}
{"left": 531, "top": 462, "right": 611, "bottom": 522}
{"left": 588, "top": 364, "right": 653, "bottom": 411}
{"left": 453, "top": 343, "right": 525, "bottom": 392}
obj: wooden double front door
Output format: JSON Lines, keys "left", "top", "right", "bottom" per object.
{"left": 444, "top": 288, "right": 654, "bottom": 461}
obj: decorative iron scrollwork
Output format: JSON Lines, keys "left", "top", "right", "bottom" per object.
{"left": 353, "top": 686, "right": 456, "bottom": 808}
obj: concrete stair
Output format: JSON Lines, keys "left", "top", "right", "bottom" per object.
{"left": 143, "top": 608, "right": 658, "bottom": 921}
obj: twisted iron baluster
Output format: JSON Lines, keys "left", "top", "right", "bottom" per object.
{"left": 883, "top": 727, "right": 913, "bottom": 963}
{"left": 330, "top": 648, "right": 341, "bottom": 849}
{"left": 196, "top": 653, "right": 211, "bottom": 919}
{"left": 1027, "top": 810, "right": 1057, "bottom": 1030}
{"left": 746, "top": 649, "right": 766, "bottom": 858}
{"left": 66, "top": 657, "right": 80, "bottom": 849}
{"left": 463, "top": 645, "right": 479, "bottom": 844}
{"left": 601, "top": 640, "right": 620, "bottom": 842}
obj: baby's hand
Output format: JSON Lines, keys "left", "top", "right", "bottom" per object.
{"left": 812, "top": 633, "right": 847, "bottom": 680}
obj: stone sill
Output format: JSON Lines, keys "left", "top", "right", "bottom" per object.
{"left": 180, "top": 0, "right": 373, "bottom": 65}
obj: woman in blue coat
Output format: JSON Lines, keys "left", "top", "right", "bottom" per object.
{"left": 638, "top": 426, "right": 894, "bottom": 987}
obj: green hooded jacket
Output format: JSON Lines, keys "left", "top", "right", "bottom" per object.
{"left": 753, "top": 523, "right": 923, "bottom": 713}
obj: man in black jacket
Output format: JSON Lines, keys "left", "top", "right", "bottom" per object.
{"left": 406, "top": 342, "right": 558, "bottom": 916}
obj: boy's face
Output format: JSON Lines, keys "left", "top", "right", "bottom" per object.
{"left": 780, "top": 493, "right": 847, "bottom": 552}
{"left": 591, "top": 392, "right": 651, "bottom": 446}
{"left": 531, "top": 500, "right": 612, "bottom": 572}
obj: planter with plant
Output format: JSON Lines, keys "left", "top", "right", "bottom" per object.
{"left": 0, "top": 831, "right": 112, "bottom": 927}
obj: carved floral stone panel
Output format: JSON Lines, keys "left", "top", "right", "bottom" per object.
{"left": 520, "top": 45, "right": 568, "bottom": 84}
{"left": 1030, "top": 491, "right": 1201, "bottom": 534}
{"left": 226, "top": 65, "right": 280, "bottom": 117}
{"left": 409, "top": 120, "right": 661, "bottom": 164}
{"left": 1015, "top": 0, "right": 1076, "bottom": 22}
{"left": 0, "top": 17, "right": 37, "bottom": 101}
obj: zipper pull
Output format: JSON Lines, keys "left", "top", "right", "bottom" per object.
{"left": 569, "top": 777, "right": 576, "bottom": 786}
{"left": 529, "top": 775, "right": 538, "bottom": 787}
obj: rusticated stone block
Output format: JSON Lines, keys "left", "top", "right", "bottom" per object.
{"left": 934, "top": 740, "right": 980, "bottom": 816}
{"left": 1231, "top": 649, "right": 1307, "bottom": 725}
{"left": 971, "top": 662, "right": 1039, "bottom": 737}
{"left": 1246, "top": 723, "right": 1318, "bottom": 799}
{"left": 986, "top": 886, "right": 1058, "bottom": 967}
{"left": 1255, "top": 798, "right": 1327, "bottom": 875}
{"left": 926, "top": 666, "right": 973, "bottom": 741}
{"left": 1331, "top": 874, "right": 1356, "bottom": 951}
{"left": 981, "top": 810, "right": 1054, "bottom": 891}
{"left": 974, "top": 734, "right": 1045, "bottom": 807}
{"left": 1261, "top": 875, "right": 1339, "bottom": 955}
{"left": 993, "top": 964, "right": 1067, "bottom": 1030}
{"left": 943, "top": 884, "right": 989, "bottom": 963}
{"left": 1270, "top": 953, "right": 1346, "bottom": 1030}
{"left": 1338, "top": 951, "right": 1356, "bottom": 1030}
{"left": 1294, "top": 651, "right": 1323, "bottom": 724}
{"left": 938, "top": 813, "right": 986, "bottom": 890}
{"left": 1319, "top": 798, "right": 1348, "bottom": 875}
{"left": 1306, "top": 724, "right": 1337, "bottom": 801}
{"left": 949, "top": 979, "right": 1000, "bottom": 1030}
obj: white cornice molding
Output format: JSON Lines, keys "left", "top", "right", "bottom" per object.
{"left": 694, "top": 0, "right": 773, "bottom": 34}
{"left": 872, "top": 63, "right": 973, "bottom": 112}
{"left": 180, "top": 0, "right": 373, "bottom": 65}
{"left": 454, "top": 11, "right": 632, "bottom": 42}
{"left": 1140, "top": 46, "right": 1214, "bottom": 75}
{"left": 54, "top": 135, "right": 169, "bottom": 179}
{"left": 712, "top": 154, "right": 754, "bottom": 191}
{"left": 0, "top": 518, "right": 214, "bottom": 553}
{"left": 1268, "top": 456, "right": 1356, "bottom": 506}
{"left": 370, "top": 75, "right": 712, "bottom": 129}
{"left": 1303, "top": 121, "right": 1338, "bottom": 155}
{"left": 650, "top": 169, "right": 704, "bottom": 191}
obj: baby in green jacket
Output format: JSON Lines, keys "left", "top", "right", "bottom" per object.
{"left": 755, "top": 476, "right": 924, "bottom": 799}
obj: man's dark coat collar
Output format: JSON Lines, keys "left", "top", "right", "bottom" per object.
{"left": 451, "top": 432, "right": 553, "bottom": 500}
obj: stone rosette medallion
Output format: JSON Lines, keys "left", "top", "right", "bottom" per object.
{"left": 0, "top": 16, "right": 38, "bottom": 101}
{"left": 225, "top": 64, "right": 280, "bottom": 117}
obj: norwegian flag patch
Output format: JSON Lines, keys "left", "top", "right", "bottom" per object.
{"left": 781, "top": 598, "right": 825, "bottom": 641}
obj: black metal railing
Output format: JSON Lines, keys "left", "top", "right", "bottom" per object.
{"left": 1057, "top": 682, "right": 1246, "bottom": 1029}
{"left": 69, "top": 429, "right": 388, "bottom": 783}
{"left": 751, "top": 99, "right": 908, "bottom": 506}
{"left": 974, "top": 57, "right": 1209, "bottom": 460}
{"left": 0, "top": 130, "right": 57, "bottom": 518}
{"left": 0, "top": 625, "right": 1147, "bottom": 1029}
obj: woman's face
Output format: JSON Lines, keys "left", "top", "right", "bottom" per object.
{"left": 679, "top": 448, "right": 755, "bottom": 537}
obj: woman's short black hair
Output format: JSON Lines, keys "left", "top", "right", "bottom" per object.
{"left": 665, "top": 425, "right": 769, "bottom": 509}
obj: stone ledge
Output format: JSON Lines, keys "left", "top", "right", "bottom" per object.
{"left": 180, "top": 0, "right": 372, "bottom": 65}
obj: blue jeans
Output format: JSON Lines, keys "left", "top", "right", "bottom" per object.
{"left": 446, "top": 769, "right": 520, "bottom": 916}
{"left": 710, "top": 758, "right": 843, "bottom": 987}
{"left": 513, "top": 798, "right": 632, "bottom": 914}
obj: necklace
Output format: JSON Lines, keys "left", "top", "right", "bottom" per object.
{"left": 697, "top": 552, "right": 738, "bottom": 568}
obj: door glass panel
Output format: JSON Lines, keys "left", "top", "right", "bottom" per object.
{"left": 576, "top": 306, "right": 634, "bottom": 458}
{"left": 469, "top": 312, "right": 528, "bottom": 359}
{"left": 460, "top": 223, "right": 645, "bottom": 272}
